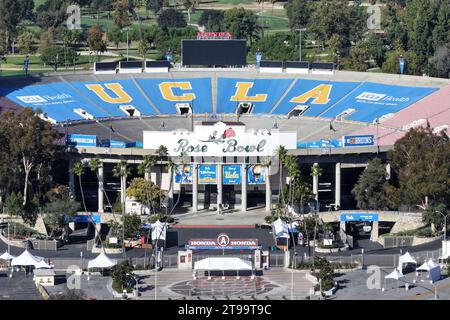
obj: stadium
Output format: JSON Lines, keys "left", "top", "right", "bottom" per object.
{"left": 0, "top": 34, "right": 450, "bottom": 301}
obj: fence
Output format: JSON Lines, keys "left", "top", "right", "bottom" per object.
{"left": 31, "top": 239, "right": 59, "bottom": 251}
{"left": 383, "top": 236, "right": 414, "bottom": 248}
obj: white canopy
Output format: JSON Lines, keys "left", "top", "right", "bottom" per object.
{"left": 87, "top": 252, "right": 117, "bottom": 269}
{"left": 399, "top": 252, "right": 417, "bottom": 264}
{"left": 11, "top": 250, "right": 43, "bottom": 267}
{"left": 385, "top": 269, "right": 405, "bottom": 280}
{"left": 0, "top": 251, "right": 16, "bottom": 261}
{"left": 272, "top": 218, "right": 289, "bottom": 239}
{"left": 35, "top": 259, "right": 52, "bottom": 269}
{"left": 151, "top": 220, "right": 167, "bottom": 241}
{"left": 417, "top": 259, "right": 440, "bottom": 272}
{"left": 194, "top": 257, "right": 253, "bottom": 271}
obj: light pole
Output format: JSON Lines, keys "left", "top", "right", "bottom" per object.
{"left": 438, "top": 210, "right": 448, "bottom": 255}
{"left": 123, "top": 27, "right": 130, "bottom": 61}
{"left": 295, "top": 28, "right": 306, "bottom": 62}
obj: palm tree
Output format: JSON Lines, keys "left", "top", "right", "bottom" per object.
{"left": 73, "top": 161, "right": 87, "bottom": 214}
{"left": 113, "top": 160, "right": 131, "bottom": 258}
{"left": 310, "top": 163, "right": 323, "bottom": 264}
{"left": 74, "top": 160, "right": 104, "bottom": 250}
{"left": 276, "top": 146, "right": 288, "bottom": 207}
{"left": 138, "top": 155, "right": 158, "bottom": 215}
{"left": 112, "top": 160, "right": 131, "bottom": 215}
{"left": 155, "top": 145, "right": 168, "bottom": 214}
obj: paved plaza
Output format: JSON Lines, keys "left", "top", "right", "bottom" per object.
{"left": 332, "top": 270, "right": 450, "bottom": 300}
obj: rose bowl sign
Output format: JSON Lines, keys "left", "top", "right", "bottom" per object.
{"left": 143, "top": 121, "right": 297, "bottom": 156}
{"left": 187, "top": 233, "right": 260, "bottom": 250}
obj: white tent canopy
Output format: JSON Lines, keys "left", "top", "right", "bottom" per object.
{"left": 0, "top": 251, "right": 16, "bottom": 261}
{"left": 11, "top": 250, "right": 43, "bottom": 267}
{"left": 87, "top": 252, "right": 117, "bottom": 269}
{"left": 35, "top": 259, "right": 52, "bottom": 269}
{"left": 399, "top": 252, "right": 417, "bottom": 264}
{"left": 194, "top": 257, "right": 253, "bottom": 271}
{"left": 272, "top": 218, "right": 289, "bottom": 239}
{"left": 151, "top": 220, "right": 167, "bottom": 241}
{"left": 398, "top": 251, "right": 417, "bottom": 271}
{"left": 417, "top": 259, "right": 438, "bottom": 272}
{"left": 385, "top": 269, "right": 405, "bottom": 280}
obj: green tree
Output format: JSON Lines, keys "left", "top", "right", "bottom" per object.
{"left": 432, "top": 0, "right": 449, "bottom": 51}
{"left": 388, "top": 126, "right": 450, "bottom": 211}
{"left": 0, "top": 109, "right": 60, "bottom": 207}
{"left": 157, "top": 8, "right": 187, "bottom": 29}
{"left": 38, "top": 27, "right": 55, "bottom": 54}
{"left": 429, "top": 45, "right": 450, "bottom": 79}
{"left": 223, "top": 8, "right": 260, "bottom": 45}
{"left": 147, "top": 0, "right": 164, "bottom": 17}
{"left": 35, "top": 0, "right": 68, "bottom": 29}
{"left": 183, "top": 0, "right": 200, "bottom": 25}
{"left": 0, "top": 0, "right": 35, "bottom": 52}
{"left": 351, "top": 158, "right": 389, "bottom": 210}
{"left": 113, "top": 0, "right": 132, "bottom": 29}
{"left": 73, "top": 161, "right": 88, "bottom": 213}
{"left": 382, "top": 49, "right": 422, "bottom": 75}
{"left": 285, "top": 0, "right": 311, "bottom": 31}
{"left": 123, "top": 213, "right": 141, "bottom": 238}
{"left": 108, "top": 27, "right": 125, "bottom": 48}
{"left": 40, "top": 45, "right": 78, "bottom": 70}
{"left": 44, "top": 187, "right": 80, "bottom": 239}
{"left": 126, "top": 177, "right": 163, "bottom": 213}
{"left": 17, "top": 31, "right": 34, "bottom": 54}
{"left": 87, "top": 26, "right": 107, "bottom": 61}
{"left": 6, "top": 192, "right": 23, "bottom": 219}
{"left": 198, "top": 10, "right": 224, "bottom": 32}
{"left": 308, "top": 0, "right": 367, "bottom": 50}
{"left": 111, "top": 260, "right": 134, "bottom": 291}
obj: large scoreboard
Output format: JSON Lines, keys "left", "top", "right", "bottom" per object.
{"left": 181, "top": 39, "right": 247, "bottom": 67}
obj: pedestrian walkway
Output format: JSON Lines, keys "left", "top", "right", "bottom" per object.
{"left": 0, "top": 273, "right": 42, "bottom": 300}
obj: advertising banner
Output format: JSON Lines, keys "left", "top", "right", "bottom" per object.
{"left": 343, "top": 135, "right": 374, "bottom": 147}
{"left": 68, "top": 134, "right": 98, "bottom": 147}
{"left": 198, "top": 165, "right": 217, "bottom": 184}
{"left": 247, "top": 164, "right": 266, "bottom": 185}
{"left": 223, "top": 165, "right": 241, "bottom": 185}
{"left": 187, "top": 233, "right": 260, "bottom": 250}
{"left": 340, "top": 213, "right": 379, "bottom": 222}
{"left": 174, "top": 164, "right": 193, "bottom": 184}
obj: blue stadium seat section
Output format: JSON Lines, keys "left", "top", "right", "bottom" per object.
{"left": 135, "top": 78, "right": 212, "bottom": 114}
{"left": 70, "top": 79, "right": 156, "bottom": 117}
{"left": 320, "top": 82, "right": 438, "bottom": 122}
{"left": 273, "top": 79, "right": 359, "bottom": 116}
{"left": 3, "top": 83, "right": 96, "bottom": 122}
{"left": 216, "top": 78, "right": 294, "bottom": 114}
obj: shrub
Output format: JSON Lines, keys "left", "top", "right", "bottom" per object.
{"left": 148, "top": 215, "right": 174, "bottom": 224}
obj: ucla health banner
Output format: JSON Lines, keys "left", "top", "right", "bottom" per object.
{"left": 174, "top": 165, "right": 193, "bottom": 184}
{"left": 5, "top": 82, "right": 97, "bottom": 122}
{"left": 322, "top": 82, "right": 437, "bottom": 122}
{"left": 223, "top": 165, "right": 241, "bottom": 185}
{"left": 198, "top": 165, "right": 217, "bottom": 184}
{"left": 247, "top": 164, "right": 266, "bottom": 185}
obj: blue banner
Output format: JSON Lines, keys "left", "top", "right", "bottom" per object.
{"left": 223, "top": 165, "right": 241, "bottom": 185}
{"left": 72, "top": 215, "right": 101, "bottom": 224}
{"left": 297, "top": 139, "right": 342, "bottom": 149}
{"left": 343, "top": 135, "right": 374, "bottom": 147}
{"left": 340, "top": 213, "right": 379, "bottom": 222}
{"left": 174, "top": 164, "right": 193, "bottom": 184}
{"left": 68, "top": 134, "right": 98, "bottom": 147}
{"left": 247, "top": 164, "right": 266, "bottom": 185}
{"left": 198, "top": 165, "right": 217, "bottom": 184}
